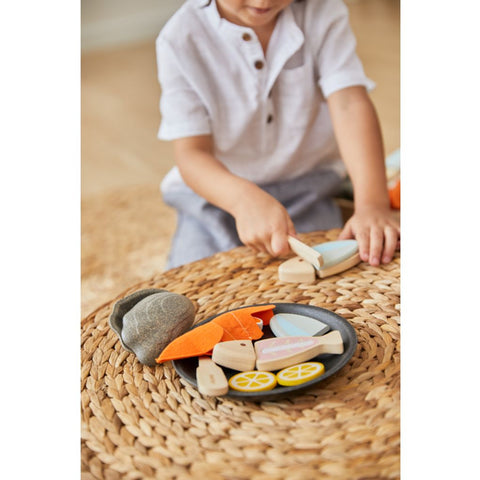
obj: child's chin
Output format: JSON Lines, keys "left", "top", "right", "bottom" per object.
{"left": 243, "top": 8, "right": 276, "bottom": 25}
{"left": 245, "top": 16, "right": 276, "bottom": 28}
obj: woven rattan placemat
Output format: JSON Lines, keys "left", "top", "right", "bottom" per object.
{"left": 81, "top": 230, "right": 400, "bottom": 479}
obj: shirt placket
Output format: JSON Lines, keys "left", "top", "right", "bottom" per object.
{"left": 239, "top": 30, "right": 276, "bottom": 155}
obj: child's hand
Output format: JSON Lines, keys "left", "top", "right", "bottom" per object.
{"left": 231, "top": 186, "right": 296, "bottom": 257}
{"left": 339, "top": 205, "right": 400, "bottom": 266}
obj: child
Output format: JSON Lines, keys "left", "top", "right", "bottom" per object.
{"left": 156, "top": 0, "right": 400, "bottom": 269}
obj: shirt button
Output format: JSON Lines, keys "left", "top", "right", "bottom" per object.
{"left": 254, "top": 60, "right": 264, "bottom": 70}
{"left": 267, "top": 114, "right": 274, "bottom": 124}
{"left": 242, "top": 33, "right": 252, "bottom": 41}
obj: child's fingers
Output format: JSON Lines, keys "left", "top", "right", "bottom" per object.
{"left": 269, "top": 212, "right": 295, "bottom": 257}
{"left": 338, "top": 222, "right": 354, "bottom": 240}
{"left": 382, "top": 226, "right": 398, "bottom": 263}
{"left": 368, "top": 227, "right": 384, "bottom": 266}
{"left": 287, "top": 217, "right": 296, "bottom": 237}
{"left": 245, "top": 240, "right": 265, "bottom": 254}
{"left": 239, "top": 229, "right": 268, "bottom": 254}
{"left": 270, "top": 230, "right": 290, "bottom": 256}
{"left": 355, "top": 229, "right": 370, "bottom": 263}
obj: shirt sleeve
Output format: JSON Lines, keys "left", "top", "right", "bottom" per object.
{"left": 315, "top": 0, "right": 375, "bottom": 98}
{"left": 156, "top": 37, "right": 212, "bottom": 140}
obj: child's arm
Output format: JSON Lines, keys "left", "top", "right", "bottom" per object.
{"left": 327, "top": 85, "right": 400, "bottom": 265}
{"left": 173, "top": 135, "right": 296, "bottom": 256}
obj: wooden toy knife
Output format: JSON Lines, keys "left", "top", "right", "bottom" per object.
{"left": 288, "top": 236, "right": 324, "bottom": 269}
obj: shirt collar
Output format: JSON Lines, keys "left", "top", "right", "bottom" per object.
{"left": 200, "top": 0, "right": 304, "bottom": 46}
{"left": 199, "top": 0, "right": 222, "bottom": 29}
{"left": 265, "top": 5, "right": 305, "bottom": 92}
{"left": 203, "top": 0, "right": 252, "bottom": 38}
{"left": 269, "top": 4, "right": 305, "bottom": 56}
{"left": 199, "top": 0, "right": 305, "bottom": 93}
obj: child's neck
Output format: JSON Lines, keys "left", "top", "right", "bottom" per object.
{"left": 215, "top": 1, "right": 279, "bottom": 56}
{"left": 253, "top": 19, "right": 277, "bottom": 56}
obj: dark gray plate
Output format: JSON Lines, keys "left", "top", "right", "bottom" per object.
{"left": 173, "top": 303, "right": 357, "bottom": 401}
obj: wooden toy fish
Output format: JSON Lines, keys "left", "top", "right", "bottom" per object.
{"left": 269, "top": 313, "right": 329, "bottom": 338}
{"left": 212, "top": 340, "right": 256, "bottom": 371}
{"left": 254, "top": 330, "right": 344, "bottom": 371}
{"left": 278, "top": 257, "right": 316, "bottom": 283}
{"left": 313, "top": 240, "right": 361, "bottom": 278}
{"left": 280, "top": 239, "right": 361, "bottom": 281}
{"left": 312, "top": 239, "right": 359, "bottom": 269}
{"left": 316, "top": 252, "right": 361, "bottom": 278}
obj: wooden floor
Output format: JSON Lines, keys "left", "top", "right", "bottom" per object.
{"left": 81, "top": 0, "right": 400, "bottom": 316}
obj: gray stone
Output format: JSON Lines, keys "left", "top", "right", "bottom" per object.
{"left": 109, "top": 288, "right": 196, "bottom": 366}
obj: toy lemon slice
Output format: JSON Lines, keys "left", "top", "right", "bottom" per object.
{"left": 276, "top": 362, "right": 325, "bottom": 386}
{"left": 228, "top": 371, "right": 277, "bottom": 392}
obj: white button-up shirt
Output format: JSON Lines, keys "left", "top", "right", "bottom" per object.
{"left": 156, "top": 0, "right": 374, "bottom": 193}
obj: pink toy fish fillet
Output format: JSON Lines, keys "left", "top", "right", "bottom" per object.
{"left": 254, "top": 330, "right": 344, "bottom": 371}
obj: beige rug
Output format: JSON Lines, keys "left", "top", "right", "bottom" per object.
{"left": 81, "top": 184, "right": 176, "bottom": 318}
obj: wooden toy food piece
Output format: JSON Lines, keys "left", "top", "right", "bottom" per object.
{"left": 212, "top": 305, "right": 274, "bottom": 341}
{"left": 281, "top": 239, "right": 362, "bottom": 283}
{"left": 276, "top": 362, "right": 325, "bottom": 386}
{"left": 212, "top": 340, "right": 256, "bottom": 371}
{"left": 287, "top": 236, "right": 323, "bottom": 269}
{"left": 313, "top": 240, "right": 361, "bottom": 278}
{"left": 228, "top": 371, "right": 277, "bottom": 392}
{"left": 156, "top": 305, "right": 273, "bottom": 363}
{"left": 278, "top": 257, "right": 316, "bottom": 283}
{"left": 312, "top": 239, "right": 358, "bottom": 268}
{"left": 269, "top": 313, "right": 329, "bottom": 337}
{"left": 156, "top": 321, "right": 224, "bottom": 363}
{"left": 254, "top": 330, "right": 344, "bottom": 371}
{"left": 196, "top": 357, "right": 229, "bottom": 396}
{"left": 316, "top": 253, "right": 361, "bottom": 278}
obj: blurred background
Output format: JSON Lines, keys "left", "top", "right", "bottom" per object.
{"left": 81, "top": 0, "right": 400, "bottom": 317}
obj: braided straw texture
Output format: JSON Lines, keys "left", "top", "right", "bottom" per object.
{"left": 81, "top": 230, "right": 400, "bottom": 480}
